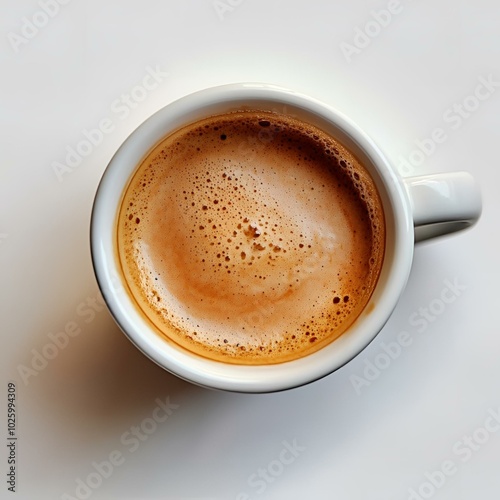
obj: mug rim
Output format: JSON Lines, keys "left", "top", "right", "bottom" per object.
{"left": 90, "top": 82, "right": 414, "bottom": 392}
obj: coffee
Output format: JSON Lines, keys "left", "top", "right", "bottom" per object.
{"left": 116, "top": 110, "right": 385, "bottom": 364}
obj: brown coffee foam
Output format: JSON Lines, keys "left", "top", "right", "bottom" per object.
{"left": 117, "top": 111, "right": 385, "bottom": 364}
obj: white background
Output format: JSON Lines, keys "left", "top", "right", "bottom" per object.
{"left": 1, "top": 1, "right": 499, "bottom": 499}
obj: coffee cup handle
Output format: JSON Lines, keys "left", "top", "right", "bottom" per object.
{"left": 403, "top": 171, "right": 482, "bottom": 242}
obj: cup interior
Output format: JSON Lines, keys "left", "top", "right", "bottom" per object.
{"left": 90, "top": 83, "right": 415, "bottom": 392}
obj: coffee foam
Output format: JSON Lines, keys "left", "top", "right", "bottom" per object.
{"left": 117, "top": 111, "right": 385, "bottom": 364}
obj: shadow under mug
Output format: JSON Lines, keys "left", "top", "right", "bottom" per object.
{"left": 90, "top": 83, "right": 482, "bottom": 393}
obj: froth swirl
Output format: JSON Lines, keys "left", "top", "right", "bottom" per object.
{"left": 117, "top": 110, "right": 385, "bottom": 364}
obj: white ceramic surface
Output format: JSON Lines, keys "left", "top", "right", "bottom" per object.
{"left": 1, "top": 1, "right": 499, "bottom": 499}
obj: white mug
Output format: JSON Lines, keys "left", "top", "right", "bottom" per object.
{"left": 90, "top": 83, "right": 482, "bottom": 393}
